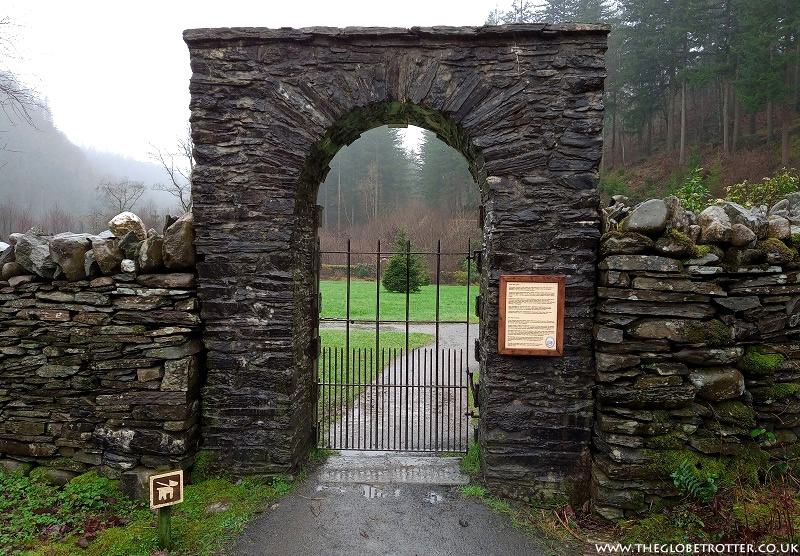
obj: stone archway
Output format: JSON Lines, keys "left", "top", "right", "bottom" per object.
{"left": 185, "top": 24, "right": 608, "bottom": 500}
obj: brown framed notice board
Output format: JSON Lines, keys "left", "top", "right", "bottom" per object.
{"left": 498, "top": 275, "right": 565, "bottom": 356}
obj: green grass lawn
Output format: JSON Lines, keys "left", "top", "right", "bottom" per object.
{"left": 319, "top": 280, "right": 478, "bottom": 323}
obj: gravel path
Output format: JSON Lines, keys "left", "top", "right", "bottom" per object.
{"left": 319, "top": 323, "right": 478, "bottom": 452}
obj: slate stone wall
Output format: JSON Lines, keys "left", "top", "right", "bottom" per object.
{"left": 0, "top": 270, "right": 201, "bottom": 496}
{"left": 593, "top": 196, "right": 800, "bottom": 518}
{"left": 185, "top": 24, "right": 608, "bottom": 498}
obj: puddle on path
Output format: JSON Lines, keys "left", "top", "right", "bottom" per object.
{"left": 361, "top": 484, "right": 401, "bottom": 499}
{"left": 424, "top": 491, "right": 444, "bottom": 504}
{"left": 315, "top": 485, "right": 347, "bottom": 493}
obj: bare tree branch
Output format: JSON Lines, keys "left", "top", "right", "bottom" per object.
{"left": 96, "top": 178, "right": 146, "bottom": 214}
{"left": 149, "top": 125, "right": 193, "bottom": 213}
{"left": 0, "top": 17, "right": 43, "bottom": 129}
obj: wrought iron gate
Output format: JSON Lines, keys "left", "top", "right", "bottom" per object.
{"left": 316, "top": 239, "right": 476, "bottom": 453}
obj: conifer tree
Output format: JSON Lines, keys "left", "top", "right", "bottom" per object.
{"left": 381, "top": 230, "right": 429, "bottom": 293}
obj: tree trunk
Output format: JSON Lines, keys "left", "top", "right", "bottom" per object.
{"left": 323, "top": 182, "right": 328, "bottom": 228}
{"left": 645, "top": 119, "right": 652, "bottom": 156}
{"left": 722, "top": 79, "right": 730, "bottom": 154}
{"left": 680, "top": 81, "right": 687, "bottom": 165}
{"left": 767, "top": 101, "right": 774, "bottom": 145}
{"left": 782, "top": 105, "right": 791, "bottom": 167}
{"left": 336, "top": 161, "right": 341, "bottom": 229}
{"left": 611, "top": 112, "right": 617, "bottom": 166}
{"left": 795, "top": 44, "right": 800, "bottom": 111}
{"left": 733, "top": 92, "right": 741, "bottom": 152}
{"left": 782, "top": 123, "right": 790, "bottom": 167}
{"left": 667, "top": 83, "right": 676, "bottom": 153}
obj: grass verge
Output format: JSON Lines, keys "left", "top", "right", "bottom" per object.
{"left": 2, "top": 469, "right": 300, "bottom": 556}
{"left": 457, "top": 450, "right": 800, "bottom": 556}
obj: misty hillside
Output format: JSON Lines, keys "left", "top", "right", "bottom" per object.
{"left": 0, "top": 103, "right": 95, "bottom": 215}
{"left": 0, "top": 100, "right": 177, "bottom": 221}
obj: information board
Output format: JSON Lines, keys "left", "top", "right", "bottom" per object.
{"left": 498, "top": 275, "right": 565, "bottom": 356}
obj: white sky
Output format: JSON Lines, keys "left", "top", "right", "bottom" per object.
{"left": 4, "top": 0, "right": 500, "bottom": 162}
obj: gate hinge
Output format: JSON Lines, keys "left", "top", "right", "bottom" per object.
{"left": 309, "top": 336, "right": 321, "bottom": 359}
{"left": 314, "top": 205, "right": 324, "bottom": 229}
{"left": 474, "top": 294, "right": 482, "bottom": 318}
{"left": 478, "top": 205, "right": 485, "bottom": 229}
{"left": 473, "top": 339, "right": 480, "bottom": 363}
{"left": 473, "top": 250, "right": 482, "bottom": 273}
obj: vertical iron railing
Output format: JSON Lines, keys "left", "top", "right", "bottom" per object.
{"left": 315, "top": 239, "right": 475, "bottom": 453}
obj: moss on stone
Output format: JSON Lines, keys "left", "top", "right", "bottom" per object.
{"left": 684, "top": 319, "right": 733, "bottom": 346}
{"left": 643, "top": 443, "right": 768, "bottom": 489}
{"left": 645, "top": 434, "right": 686, "bottom": 450}
{"left": 736, "top": 345, "right": 784, "bottom": 376}
{"left": 712, "top": 400, "right": 757, "bottom": 429}
{"left": 751, "top": 382, "right": 800, "bottom": 403}
{"left": 600, "top": 230, "right": 624, "bottom": 242}
{"left": 769, "top": 382, "right": 800, "bottom": 398}
{"left": 192, "top": 450, "right": 227, "bottom": 482}
{"left": 791, "top": 233, "right": 800, "bottom": 250}
{"left": 666, "top": 229, "right": 692, "bottom": 243}
{"left": 757, "top": 237, "right": 797, "bottom": 263}
{"left": 729, "top": 444, "right": 769, "bottom": 487}
{"left": 652, "top": 410, "right": 670, "bottom": 423}
{"left": 694, "top": 244, "right": 711, "bottom": 258}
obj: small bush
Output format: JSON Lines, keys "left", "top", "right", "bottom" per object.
{"left": 674, "top": 167, "right": 710, "bottom": 213}
{"left": 726, "top": 168, "right": 800, "bottom": 209}
{"left": 598, "top": 171, "right": 631, "bottom": 199}
{"left": 381, "top": 230, "right": 429, "bottom": 293}
{"left": 353, "top": 263, "right": 374, "bottom": 280}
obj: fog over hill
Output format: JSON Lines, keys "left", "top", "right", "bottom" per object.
{"left": 0, "top": 99, "right": 180, "bottom": 222}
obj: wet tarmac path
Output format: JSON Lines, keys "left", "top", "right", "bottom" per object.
{"left": 224, "top": 452, "right": 550, "bottom": 556}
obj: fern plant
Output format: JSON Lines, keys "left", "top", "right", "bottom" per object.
{"left": 670, "top": 459, "right": 719, "bottom": 504}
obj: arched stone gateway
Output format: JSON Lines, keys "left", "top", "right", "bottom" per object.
{"left": 185, "top": 24, "right": 608, "bottom": 501}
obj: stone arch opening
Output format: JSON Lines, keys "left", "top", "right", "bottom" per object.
{"left": 185, "top": 24, "right": 608, "bottom": 501}
{"left": 300, "top": 104, "right": 485, "bottom": 455}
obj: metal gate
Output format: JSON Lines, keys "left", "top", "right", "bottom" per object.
{"left": 316, "top": 239, "right": 476, "bottom": 453}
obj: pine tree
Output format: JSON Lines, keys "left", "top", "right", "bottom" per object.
{"left": 381, "top": 230, "right": 429, "bottom": 294}
{"left": 417, "top": 130, "right": 478, "bottom": 216}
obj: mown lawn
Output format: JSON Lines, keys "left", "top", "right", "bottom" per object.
{"left": 319, "top": 280, "right": 478, "bottom": 323}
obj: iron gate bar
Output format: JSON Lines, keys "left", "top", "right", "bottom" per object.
{"left": 316, "top": 239, "right": 474, "bottom": 453}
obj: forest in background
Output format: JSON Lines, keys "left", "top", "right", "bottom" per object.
{"left": 489, "top": 0, "right": 799, "bottom": 202}
{"left": 316, "top": 126, "right": 480, "bottom": 271}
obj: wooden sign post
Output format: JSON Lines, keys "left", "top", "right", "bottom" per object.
{"left": 149, "top": 469, "right": 184, "bottom": 549}
{"left": 498, "top": 275, "right": 565, "bottom": 356}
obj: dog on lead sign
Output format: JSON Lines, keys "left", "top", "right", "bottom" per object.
{"left": 149, "top": 469, "right": 184, "bottom": 509}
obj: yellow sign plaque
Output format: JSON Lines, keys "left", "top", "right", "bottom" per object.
{"left": 498, "top": 275, "right": 565, "bottom": 356}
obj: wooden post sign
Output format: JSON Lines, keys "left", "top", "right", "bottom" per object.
{"left": 498, "top": 275, "right": 565, "bottom": 356}
{"left": 149, "top": 469, "right": 183, "bottom": 550}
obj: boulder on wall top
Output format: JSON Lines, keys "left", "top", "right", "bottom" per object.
{"left": 108, "top": 212, "right": 147, "bottom": 241}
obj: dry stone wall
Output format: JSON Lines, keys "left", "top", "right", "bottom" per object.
{"left": 0, "top": 213, "right": 202, "bottom": 498}
{"left": 593, "top": 195, "right": 800, "bottom": 519}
